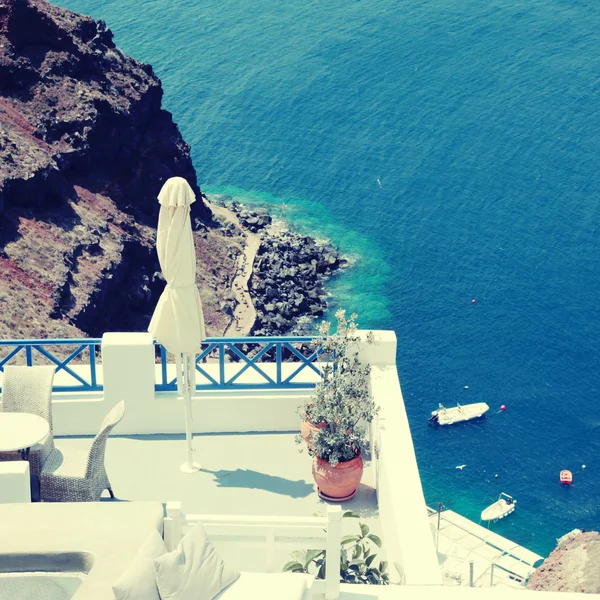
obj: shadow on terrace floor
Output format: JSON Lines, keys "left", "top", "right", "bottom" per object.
{"left": 200, "top": 467, "right": 314, "bottom": 498}
{"left": 53, "top": 432, "right": 379, "bottom": 520}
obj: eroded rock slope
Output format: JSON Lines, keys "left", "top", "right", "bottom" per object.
{"left": 0, "top": 0, "right": 237, "bottom": 339}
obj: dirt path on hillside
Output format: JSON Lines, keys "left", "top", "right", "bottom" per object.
{"left": 207, "top": 202, "right": 259, "bottom": 337}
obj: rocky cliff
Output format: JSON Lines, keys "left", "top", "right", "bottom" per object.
{"left": 0, "top": 0, "right": 238, "bottom": 339}
{"left": 527, "top": 531, "right": 600, "bottom": 594}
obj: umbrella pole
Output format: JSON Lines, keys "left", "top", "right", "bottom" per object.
{"left": 180, "top": 353, "right": 200, "bottom": 473}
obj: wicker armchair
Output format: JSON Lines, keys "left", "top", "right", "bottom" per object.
{"left": 40, "top": 400, "right": 125, "bottom": 502}
{"left": 0, "top": 365, "right": 56, "bottom": 476}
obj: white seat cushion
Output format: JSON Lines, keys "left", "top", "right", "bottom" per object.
{"left": 154, "top": 522, "right": 240, "bottom": 600}
{"left": 213, "top": 572, "right": 313, "bottom": 600}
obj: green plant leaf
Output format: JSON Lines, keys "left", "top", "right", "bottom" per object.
{"left": 367, "top": 533, "right": 382, "bottom": 547}
{"left": 360, "top": 523, "right": 370, "bottom": 537}
{"left": 368, "top": 572, "right": 379, "bottom": 584}
{"left": 341, "top": 534, "right": 361, "bottom": 545}
{"left": 379, "top": 560, "right": 388, "bottom": 574}
{"left": 304, "top": 549, "right": 323, "bottom": 567}
{"left": 365, "top": 554, "right": 377, "bottom": 567}
{"left": 291, "top": 550, "right": 305, "bottom": 564}
{"left": 343, "top": 510, "right": 360, "bottom": 518}
{"left": 352, "top": 544, "right": 362, "bottom": 560}
{"left": 283, "top": 561, "right": 305, "bottom": 573}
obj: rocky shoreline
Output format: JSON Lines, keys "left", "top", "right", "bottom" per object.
{"left": 211, "top": 196, "right": 347, "bottom": 336}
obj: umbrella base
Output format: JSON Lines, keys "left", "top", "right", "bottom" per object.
{"left": 180, "top": 461, "right": 201, "bottom": 474}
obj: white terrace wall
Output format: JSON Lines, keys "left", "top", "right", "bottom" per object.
{"left": 356, "top": 331, "right": 443, "bottom": 587}
{"left": 50, "top": 332, "right": 313, "bottom": 436}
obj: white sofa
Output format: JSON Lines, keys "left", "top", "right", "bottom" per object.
{"left": 0, "top": 502, "right": 164, "bottom": 600}
{"left": 0, "top": 502, "right": 315, "bottom": 600}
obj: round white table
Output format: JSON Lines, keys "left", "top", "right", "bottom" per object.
{"left": 0, "top": 413, "right": 50, "bottom": 455}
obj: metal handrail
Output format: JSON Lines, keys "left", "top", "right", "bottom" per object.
{"left": 0, "top": 336, "right": 323, "bottom": 393}
{"left": 0, "top": 339, "right": 102, "bottom": 392}
{"left": 157, "top": 336, "right": 323, "bottom": 391}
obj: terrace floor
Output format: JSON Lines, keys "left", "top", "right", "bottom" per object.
{"left": 52, "top": 431, "right": 384, "bottom": 575}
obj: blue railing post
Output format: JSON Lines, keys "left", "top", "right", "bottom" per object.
{"left": 161, "top": 345, "right": 168, "bottom": 388}
{"left": 219, "top": 342, "right": 225, "bottom": 386}
{"left": 25, "top": 346, "right": 33, "bottom": 366}
{"left": 276, "top": 342, "right": 282, "bottom": 385}
{"left": 89, "top": 343, "right": 97, "bottom": 389}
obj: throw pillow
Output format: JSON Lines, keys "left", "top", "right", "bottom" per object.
{"left": 154, "top": 522, "right": 240, "bottom": 600}
{"left": 112, "top": 528, "right": 167, "bottom": 600}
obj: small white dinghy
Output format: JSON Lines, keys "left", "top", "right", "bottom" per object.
{"left": 481, "top": 492, "right": 516, "bottom": 522}
{"left": 428, "top": 402, "right": 489, "bottom": 425}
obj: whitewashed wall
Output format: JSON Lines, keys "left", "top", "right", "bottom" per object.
{"left": 357, "top": 331, "right": 443, "bottom": 587}
{"left": 48, "top": 332, "right": 313, "bottom": 436}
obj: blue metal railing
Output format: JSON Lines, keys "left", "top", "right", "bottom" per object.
{"left": 156, "top": 336, "right": 323, "bottom": 391}
{"left": 0, "top": 339, "right": 102, "bottom": 392}
{"left": 0, "top": 336, "right": 323, "bottom": 394}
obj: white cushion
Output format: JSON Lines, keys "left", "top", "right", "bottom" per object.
{"left": 112, "top": 528, "right": 167, "bottom": 600}
{"left": 154, "top": 522, "right": 240, "bottom": 600}
{"left": 213, "top": 572, "right": 313, "bottom": 600}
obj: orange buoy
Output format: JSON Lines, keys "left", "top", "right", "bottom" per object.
{"left": 560, "top": 470, "right": 573, "bottom": 485}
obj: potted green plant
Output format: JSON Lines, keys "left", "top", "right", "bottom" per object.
{"left": 296, "top": 310, "right": 377, "bottom": 501}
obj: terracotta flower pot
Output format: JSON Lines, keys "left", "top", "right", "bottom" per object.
{"left": 312, "top": 454, "right": 363, "bottom": 502}
{"left": 300, "top": 420, "right": 320, "bottom": 445}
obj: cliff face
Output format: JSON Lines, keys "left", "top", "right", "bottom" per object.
{"left": 527, "top": 531, "right": 600, "bottom": 594}
{"left": 0, "top": 0, "right": 209, "bottom": 222}
{"left": 0, "top": 0, "right": 236, "bottom": 339}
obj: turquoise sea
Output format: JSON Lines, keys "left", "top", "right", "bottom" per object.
{"left": 57, "top": 0, "right": 600, "bottom": 556}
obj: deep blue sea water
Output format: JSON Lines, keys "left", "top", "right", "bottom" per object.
{"left": 57, "top": 0, "right": 600, "bottom": 556}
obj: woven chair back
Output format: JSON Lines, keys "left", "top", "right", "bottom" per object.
{"left": 1, "top": 365, "right": 56, "bottom": 430}
{"left": 86, "top": 400, "right": 125, "bottom": 479}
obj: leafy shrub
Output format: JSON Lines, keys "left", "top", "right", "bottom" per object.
{"left": 283, "top": 510, "right": 389, "bottom": 585}
{"left": 296, "top": 310, "right": 378, "bottom": 466}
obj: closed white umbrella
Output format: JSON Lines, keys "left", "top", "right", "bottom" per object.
{"left": 148, "top": 177, "right": 205, "bottom": 473}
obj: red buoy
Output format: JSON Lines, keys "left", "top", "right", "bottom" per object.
{"left": 500, "top": 405, "right": 506, "bottom": 411}
{"left": 560, "top": 470, "right": 573, "bottom": 485}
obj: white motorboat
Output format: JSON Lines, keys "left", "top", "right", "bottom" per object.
{"left": 481, "top": 493, "right": 517, "bottom": 522}
{"left": 428, "top": 402, "right": 489, "bottom": 425}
